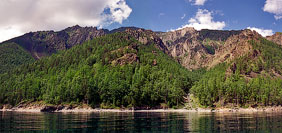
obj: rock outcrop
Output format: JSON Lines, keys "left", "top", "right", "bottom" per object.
{"left": 267, "top": 32, "right": 282, "bottom": 46}
{"left": 123, "top": 28, "right": 169, "bottom": 54}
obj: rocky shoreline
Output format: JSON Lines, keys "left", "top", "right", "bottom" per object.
{"left": 1, "top": 103, "right": 282, "bottom": 113}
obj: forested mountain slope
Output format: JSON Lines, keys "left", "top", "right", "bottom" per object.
{"left": 0, "top": 31, "right": 203, "bottom": 108}
{"left": 0, "top": 43, "right": 34, "bottom": 73}
{"left": 191, "top": 38, "right": 282, "bottom": 107}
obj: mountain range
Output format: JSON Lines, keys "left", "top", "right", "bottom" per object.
{"left": 1, "top": 25, "right": 282, "bottom": 109}
{"left": 2, "top": 25, "right": 282, "bottom": 71}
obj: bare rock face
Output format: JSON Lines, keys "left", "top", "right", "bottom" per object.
{"left": 158, "top": 27, "right": 198, "bottom": 48}
{"left": 156, "top": 28, "right": 260, "bottom": 70}
{"left": 4, "top": 25, "right": 109, "bottom": 59}
{"left": 206, "top": 29, "right": 262, "bottom": 68}
{"left": 157, "top": 27, "right": 207, "bottom": 69}
{"left": 267, "top": 32, "right": 282, "bottom": 46}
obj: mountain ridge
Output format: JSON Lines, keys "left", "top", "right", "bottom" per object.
{"left": 2, "top": 25, "right": 109, "bottom": 59}
{"left": 0, "top": 25, "right": 281, "bottom": 73}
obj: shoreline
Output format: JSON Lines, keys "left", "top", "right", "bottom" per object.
{"left": 1, "top": 106, "right": 282, "bottom": 113}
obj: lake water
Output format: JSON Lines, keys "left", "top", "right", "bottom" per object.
{"left": 1, "top": 111, "right": 282, "bottom": 132}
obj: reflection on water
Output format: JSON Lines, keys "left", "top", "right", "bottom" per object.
{"left": 1, "top": 111, "right": 282, "bottom": 132}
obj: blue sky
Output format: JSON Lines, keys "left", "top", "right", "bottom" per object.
{"left": 0, "top": 0, "right": 281, "bottom": 42}
{"left": 108, "top": 0, "right": 282, "bottom": 35}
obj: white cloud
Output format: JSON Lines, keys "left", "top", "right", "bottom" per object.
{"left": 274, "top": 15, "right": 282, "bottom": 19}
{"left": 263, "top": 0, "right": 282, "bottom": 20}
{"left": 189, "top": 0, "right": 207, "bottom": 6}
{"left": 0, "top": 0, "right": 132, "bottom": 42}
{"left": 247, "top": 27, "right": 274, "bottom": 37}
{"left": 0, "top": 26, "right": 23, "bottom": 43}
{"left": 176, "top": 9, "right": 225, "bottom": 31}
{"left": 107, "top": 0, "right": 132, "bottom": 24}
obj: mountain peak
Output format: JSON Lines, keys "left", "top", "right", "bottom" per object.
{"left": 63, "top": 25, "right": 99, "bottom": 32}
{"left": 241, "top": 29, "right": 262, "bottom": 38}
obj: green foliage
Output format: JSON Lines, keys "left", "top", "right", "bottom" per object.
{"left": 199, "top": 29, "right": 241, "bottom": 41}
{"left": 192, "top": 65, "right": 282, "bottom": 107}
{"left": 0, "top": 43, "right": 34, "bottom": 73}
{"left": 204, "top": 44, "right": 215, "bottom": 55}
{"left": 202, "top": 38, "right": 223, "bottom": 55}
{"left": 0, "top": 33, "right": 200, "bottom": 108}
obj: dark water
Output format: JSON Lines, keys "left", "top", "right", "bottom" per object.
{"left": 1, "top": 111, "right": 282, "bottom": 132}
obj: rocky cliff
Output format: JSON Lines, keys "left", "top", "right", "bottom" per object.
{"left": 267, "top": 32, "right": 282, "bottom": 46}
{"left": 123, "top": 28, "right": 168, "bottom": 54}
{"left": 157, "top": 28, "right": 246, "bottom": 69}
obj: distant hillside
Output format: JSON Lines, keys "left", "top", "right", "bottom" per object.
{"left": 0, "top": 43, "right": 34, "bottom": 73}
{"left": 0, "top": 25, "right": 108, "bottom": 74}
{"left": 3, "top": 25, "right": 108, "bottom": 59}
{"left": 108, "top": 26, "right": 142, "bottom": 34}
